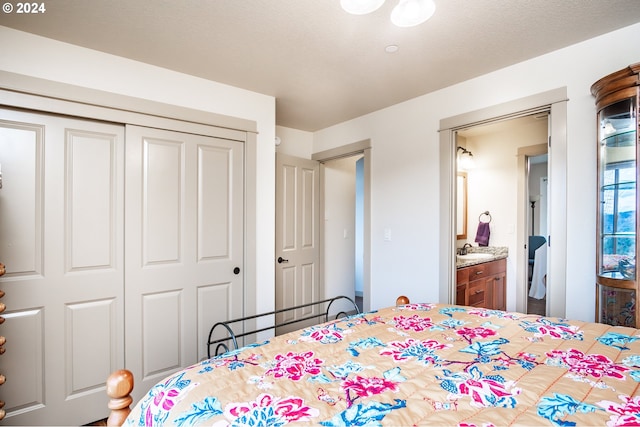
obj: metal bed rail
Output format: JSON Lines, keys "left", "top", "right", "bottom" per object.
{"left": 206, "top": 295, "right": 360, "bottom": 358}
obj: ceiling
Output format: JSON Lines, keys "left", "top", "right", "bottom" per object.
{"left": 2, "top": 1, "right": 640, "bottom": 131}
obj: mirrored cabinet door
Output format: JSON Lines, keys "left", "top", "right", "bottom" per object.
{"left": 592, "top": 63, "right": 640, "bottom": 327}
{"left": 598, "top": 98, "right": 636, "bottom": 280}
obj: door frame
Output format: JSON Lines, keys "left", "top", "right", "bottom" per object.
{"left": 312, "top": 139, "right": 372, "bottom": 312}
{"left": 438, "top": 88, "right": 568, "bottom": 317}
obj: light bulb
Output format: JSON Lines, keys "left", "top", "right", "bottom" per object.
{"left": 341, "top": 0, "right": 385, "bottom": 15}
{"left": 391, "top": 0, "right": 435, "bottom": 27}
{"left": 459, "top": 154, "right": 474, "bottom": 170}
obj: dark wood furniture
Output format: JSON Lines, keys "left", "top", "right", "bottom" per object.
{"left": 456, "top": 258, "right": 506, "bottom": 310}
{"left": 592, "top": 63, "right": 640, "bottom": 327}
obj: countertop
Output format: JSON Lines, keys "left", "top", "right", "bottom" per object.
{"left": 456, "top": 246, "right": 508, "bottom": 268}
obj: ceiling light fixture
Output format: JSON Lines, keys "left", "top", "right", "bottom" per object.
{"left": 385, "top": 44, "right": 399, "bottom": 53}
{"left": 340, "top": 0, "right": 436, "bottom": 27}
{"left": 391, "top": 0, "right": 436, "bottom": 27}
{"left": 340, "top": 0, "right": 385, "bottom": 15}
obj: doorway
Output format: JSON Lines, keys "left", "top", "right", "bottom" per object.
{"left": 527, "top": 153, "right": 548, "bottom": 315}
{"left": 311, "top": 139, "right": 372, "bottom": 311}
{"left": 322, "top": 154, "right": 365, "bottom": 313}
{"left": 275, "top": 140, "right": 371, "bottom": 329}
{"left": 455, "top": 115, "right": 548, "bottom": 316}
{"left": 439, "top": 88, "right": 568, "bottom": 317}
{"left": 313, "top": 140, "right": 371, "bottom": 314}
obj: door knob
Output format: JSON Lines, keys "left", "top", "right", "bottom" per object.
{"left": 277, "top": 257, "right": 289, "bottom": 264}
{"left": 233, "top": 267, "right": 240, "bottom": 275}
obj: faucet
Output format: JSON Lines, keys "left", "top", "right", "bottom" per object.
{"left": 459, "top": 243, "right": 473, "bottom": 255}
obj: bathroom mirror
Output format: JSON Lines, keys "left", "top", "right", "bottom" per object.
{"left": 456, "top": 172, "right": 467, "bottom": 239}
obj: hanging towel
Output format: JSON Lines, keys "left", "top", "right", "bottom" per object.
{"left": 475, "top": 221, "right": 490, "bottom": 246}
{"left": 529, "top": 244, "right": 547, "bottom": 299}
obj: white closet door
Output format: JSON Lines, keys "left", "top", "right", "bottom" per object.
{"left": 124, "top": 125, "right": 244, "bottom": 403}
{"left": 0, "top": 109, "right": 124, "bottom": 425}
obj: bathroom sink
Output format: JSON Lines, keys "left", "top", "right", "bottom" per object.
{"left": 457, "top": 253, "right": 494, "bottom": 261}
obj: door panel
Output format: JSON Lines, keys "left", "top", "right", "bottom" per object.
{"left": 0, "top": 120, "right": 43, "bottom": 276}
{"left": 0, "top": 109, "right": 124, "bottom": 425}
{"left": 65, "top": 299, "right": 117, "bottom": 396}
{"left": 125, "top": 125, "right": 244, "bottom": 402}
{"left": 275, "top": 153, "right": 320, "bottom": 334}
{"left": 143, "top": 137, "right": 182, "bottom": 264}
{"left": 198, "top": 144, "right": 234, "bottom": 260}
{"left": 142, "top": 291, "right": 182, "bottom": 376}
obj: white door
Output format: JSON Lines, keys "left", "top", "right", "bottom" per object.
{"left": 275, "top": 153, "right": 320, "bottom": 334}
{"left": 0, "top": 109, "right": 125, "bottom": 425}
{"left": 125, "top": 125, "right": 244, "bottom": 402}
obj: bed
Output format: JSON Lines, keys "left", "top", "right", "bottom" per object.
{"left": 109, "top": 297, "right": 640, "bottom": 426}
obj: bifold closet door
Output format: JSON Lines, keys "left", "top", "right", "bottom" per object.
{"left": 124, "top": 125, "right": 244, "bottom": 403}
{"left": 0, "top": 109, "right": 125, "bottom": 425}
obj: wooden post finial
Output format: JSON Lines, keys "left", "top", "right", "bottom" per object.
{"left": 396, "top": 295, "right": 410, "bottom": 306}
{"left": 106, "top": 369, "right": 134, "bottom": 427}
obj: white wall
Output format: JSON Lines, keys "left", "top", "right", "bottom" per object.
{"left": 0, "top": 26, "right": 277, "bottom": 316}
{"left": 313, "top": 23, "right": 640, "bottom": 322}
{"left": 276, "top": 125, "right": 313, "bottom": 159}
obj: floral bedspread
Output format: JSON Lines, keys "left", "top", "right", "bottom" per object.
{"left": 125, "top": 303, "right": 640, "bottom": 426}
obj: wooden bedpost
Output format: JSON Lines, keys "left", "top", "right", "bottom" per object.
{"left": 106, "top": 369, "right": 134, "bottom": 427}
{"left": 396, "top": 295, "right": 410, "bottom": 306}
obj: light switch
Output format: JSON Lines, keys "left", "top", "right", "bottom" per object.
{"left": 384, "top": 228, "right": 392, "bottom": 241}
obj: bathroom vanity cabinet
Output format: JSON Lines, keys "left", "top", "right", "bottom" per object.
{"left": 592, "top": 63, "right": 640, "bottom": 327}
{"left": 456, "top": 258, "right": 506, "bottom": 310}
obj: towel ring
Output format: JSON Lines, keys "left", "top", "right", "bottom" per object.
{"left": 479, "top": 211, "right": 492, "bottom": 223}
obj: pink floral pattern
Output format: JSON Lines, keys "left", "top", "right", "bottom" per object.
{"left": 393, "top": 314, "right": 435, "bottom": 332}
{"left": 146, "top": 388, "right": 179, "bottom": 425}
{"left": 439, "top": 366, "right": 521, "bottom": 409}
{"left": 341, "top": 376, "right": 399, "bottom": 407}
{"left": 126, "top": 304, "right": 640, "bottom": 427}
{"left": 468, "top": 308, "right": 492, "bottom": 318}
{"left": 399, "top": 302, "right": 436, "bottom": 311}
{"left": 597, "top": 394, "right": 640, "bottom": 426}
{"left": 137, "top": 373, "right": 197, "bottom": 426}
{"left": 528, "top": 320, "right": 583, "bottom": 339}
{"left": 459, "top": 377, "right": 520, "bottom": 408}
{"left": 300, "top": 324, "right": 349, "bottom": 344}
{"left": 265, "top": 351, "right": 324, "bottom": 381}
{"left": 457, "top": 326, "right": 497, "bottom": 343}
{"left": 224, "top": 393, "right": 319, "bottom": 424}
{"left": 546, "top": 348, "right": 630, "bottom": 380}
